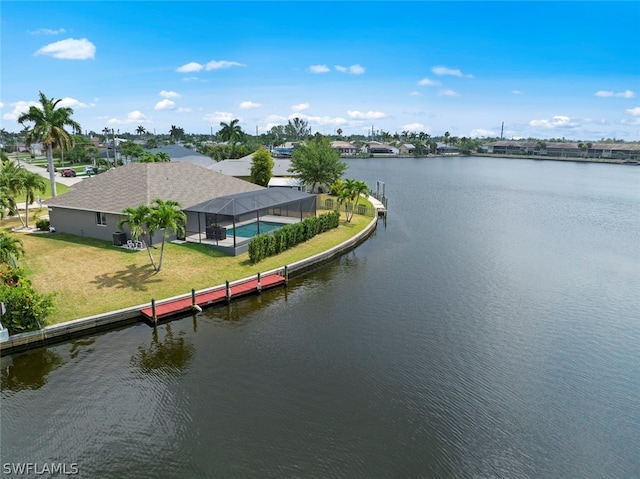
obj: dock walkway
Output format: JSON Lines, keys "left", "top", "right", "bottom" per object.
{"left": 140, "top": 272, "right": 286, "bottom": 322}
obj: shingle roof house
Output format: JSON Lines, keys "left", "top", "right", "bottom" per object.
{"left": 45, "top": 162, "right": 264, "bottom": 244}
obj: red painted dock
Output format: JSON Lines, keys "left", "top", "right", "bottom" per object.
{"left": 140, "top": 273, "right": 286, "bottom": 322}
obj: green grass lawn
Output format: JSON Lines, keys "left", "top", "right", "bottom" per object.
{"left": 15, "top": 182, "right": 70, "bottom": 203}
{"left": 1, "top": 199, "right": 374, "bottom": 325}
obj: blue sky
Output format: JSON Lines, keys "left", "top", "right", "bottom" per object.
{"left": 1, "top": 1, "right": 639, "bottom": 140}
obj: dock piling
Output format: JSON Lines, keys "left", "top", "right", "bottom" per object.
{"left": 257, "top": 272, "right": 262, "bottom": 293}
{"left": 226, "top": 280, "right": 231, "bottom": 302}
{"left": 151, "top": 299, "right": 157, "bottom": 325}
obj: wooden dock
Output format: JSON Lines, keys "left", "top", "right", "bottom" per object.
{"left": 140, "top": 272, "right": 286, "bottom": 323}
{"left": 368, "top": 196, "right": 387, "bottom": 218}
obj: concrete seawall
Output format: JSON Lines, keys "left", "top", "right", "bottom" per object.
{"left": 1, "top": 213, "right": 380, "bottom": 356}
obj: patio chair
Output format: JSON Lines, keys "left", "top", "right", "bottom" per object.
{"left": 135, "top": 240, "right": 144, "bottom": 250}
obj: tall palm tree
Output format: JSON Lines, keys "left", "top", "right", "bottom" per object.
{"left": 136, "top": 125, "right": 146, "bottom": 136}
{"left": 0, "top": 231, "right": 25, "bottom": 267}
{"left": 218, "top": 119, "right": 244, "bottom": 158}
{"left": 169, "top": 125, "right": 184, "bottom": 142}
{"left": 118, "top": 204, "right": 157, "bottom": 270}
{"left": 149, "top": 199, "right": 186, "bottom": 272}
{"left": 17, "top": 91, "right": 81, "bottom": 197}
{"left": 20, "top": 171, "right": 46, "bottom": 228}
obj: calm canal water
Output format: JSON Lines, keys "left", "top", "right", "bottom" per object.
{"left": 2, "top": 157, "right": 639, "bottom": 478}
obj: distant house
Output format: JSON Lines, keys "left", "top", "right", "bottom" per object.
{"left": 29, "top": 143, "right": 43, "bottom": 156}
{"left": 272, "top": 142, "right": 299, "bottom": 158}
{"left": 367, "top": 141, "right": 399, "bottom": 155}
{"left": 436, "top": 142, "right": 459, "bottom": 155}
{"left": 147, "top": 144, "right": 217, "bottom": 169}
{"left": 214, "top": 154, "right": 293, "bottom": 182}
{"left": 398, "top": 143, "right": 416, "bottom": 156}
{"left": 331, "top": 140, "right": 357, "bottom": 157}
{"left": 485, "top": 140, "right": 640, "bottom": 160}
{"left": 267, "top": 177, "right": 306, "bottom": 191}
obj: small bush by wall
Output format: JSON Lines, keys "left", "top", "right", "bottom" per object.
{"left": 36, "top": 218, "right": 50, "bottom": 231}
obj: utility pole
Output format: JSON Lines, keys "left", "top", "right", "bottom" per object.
{"left": 500, "top": 122, "right": 504, "bottom": 140}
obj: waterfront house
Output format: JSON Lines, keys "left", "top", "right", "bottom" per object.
{"left": 44, "top": 162, "right": 264, "bottom": 245}
{"left": 331, "top": 140, "right": 358, "bottom": 157}
{"left": 436, "top": 142, "right": 459, "bottom": 155}
{"left": 366, "top": 141, "right": 399, "bottom": 155}
{"left": 398, "top": 143, "right": 416, "bottom": 156}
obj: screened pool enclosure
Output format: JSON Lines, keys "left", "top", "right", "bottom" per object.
{"left": 183, "top": 189, "right": 317, "bottom": 255}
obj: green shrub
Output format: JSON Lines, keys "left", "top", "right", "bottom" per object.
{"left": 35, "top": 218, "right": 50, "bottom": 231}
{"left": 0, "top": 266, "right": 55, "bottom": 334}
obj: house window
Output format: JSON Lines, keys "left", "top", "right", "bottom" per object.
{"left": 96, "top": 212, "right": 107, "bottom": 226}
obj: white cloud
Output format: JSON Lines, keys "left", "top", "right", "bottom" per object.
{"left": 309, "top": 64, "right": 330, "bottom": 74}
{"left": 204, "top": 60, "right": 245, "bottom": 70}
{"left": 58, "top": 97, "right": 92, "bottom": 108}
{"left": 160, "top": 90, "right": 180, "bottom": 99}
{"left": 512, "top": 90, "right": 523, "bottom": 95}
{"left": 155, "top": 99, "right": 176, "bottom": 110}
{"left": 470, "top": 128, "right": 496, "bottom": 138}
{"left": 240, "top": 101, "right": 261, "bottom": 109}
{"left": 176, "top": 107, "right": 192, "bottom": 113}
{"left": 290, "top": 113, "right": 347, "bottom": 126}
{"left": 529, "top": 115, "right": 577, "bottom": 128}
{"left": 291, "top": 103, "right": 310, "bottom": 112}
{"left": 35, "top": 38, "right": 95, "bottom": 60}
{"left": 28, "top": 28, "right": 66, "bottom": 35}
{"left": 595, "top": 90, "right": 635, "bottom": 98}
{"left": 0, "top": 102, "right": 4, "bottom": 109}
{"left": 203, "top": 111, "right": 237, "bottom": 123}
{"left": 626, "top": 106, "right": 640, "bottom": 116}
{"left": 431, "top": 66, "right": 473, "bottom": 78}
{"left": 439, "top": 89, "right": 460, "bottom": 97}
{"left": 347, "top": 110, "right": 387, "bottom": 120}
{"left": 177, "top": 62, "right": 203, "bottom": 73}
{"left": 402, "top": 123, "right": 424, "bottom": 131}
{"left": 417, "top": 78, "right": 440, "bottom": 86}
{"left": 107, "top": 111, "right": 150, "bottom": 125}
{"left": 2, "top": 100, "right": 38, "bottom": 121}
{"left": 409, "top": 91, "right": 422, "bottom": 97}
{"left": 335, "top": 64, "right": 365, "bottom": 74}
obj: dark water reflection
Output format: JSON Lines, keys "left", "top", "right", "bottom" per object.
{"left": 2, "top": 157, "right": 639, "bottom": 478}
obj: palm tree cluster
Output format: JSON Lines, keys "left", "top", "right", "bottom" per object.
{"left": 118, "top": 199, "right": 186, "bottom": 272}
{"left": 0, "top": 159, "right": 47, "bottom": 228}
{"left": 337, "top": 178, "right": 369, "bottom": 223}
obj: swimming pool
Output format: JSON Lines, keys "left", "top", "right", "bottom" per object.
{"left": 228, "top": 221, "right": 287, "bottom": 238}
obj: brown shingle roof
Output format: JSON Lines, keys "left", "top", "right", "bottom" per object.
{"left": 44, "top": 162, "right": 264, "bottom": 214}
